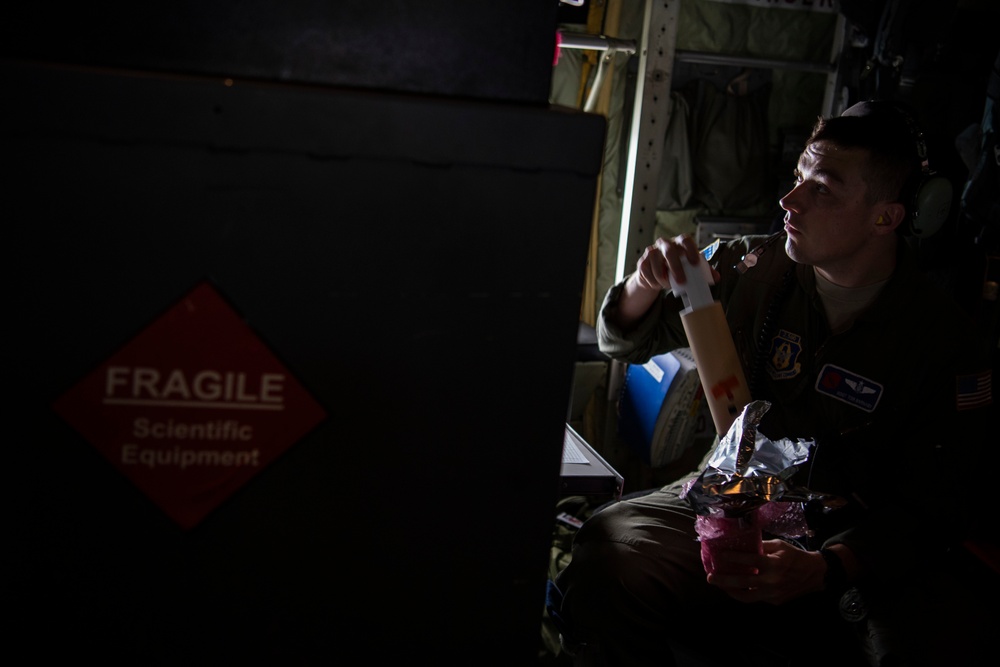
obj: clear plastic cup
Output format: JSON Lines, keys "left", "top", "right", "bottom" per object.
{"left": 696, "top": 512, "right": 763, "bottom": 575}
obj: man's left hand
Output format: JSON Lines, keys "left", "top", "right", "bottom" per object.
{"left": 706, "top": 539, "right": 826, "bottom": 605}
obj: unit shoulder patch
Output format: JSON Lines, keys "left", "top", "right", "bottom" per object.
{"left": 765, "top": 329, "right": 803, "bottom": 380}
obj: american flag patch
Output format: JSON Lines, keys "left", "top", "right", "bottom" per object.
{"left": 956, "top": 370, "right": 993, "bottom": 411}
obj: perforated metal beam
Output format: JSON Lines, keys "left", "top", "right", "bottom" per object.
{"left": 614, "top": 0, "right": 679, "bottom": 282}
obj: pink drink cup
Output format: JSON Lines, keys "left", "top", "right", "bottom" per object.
{"left": 698, "top": 514, "right": 763, "bottom": 575}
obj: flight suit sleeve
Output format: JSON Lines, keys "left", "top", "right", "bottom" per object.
{"left": 595, "top": 277, "right": 688, "bottom": 363}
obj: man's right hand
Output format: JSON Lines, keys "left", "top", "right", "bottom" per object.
{"left": 613, "top": 234, "right": 715, "bottom": 330}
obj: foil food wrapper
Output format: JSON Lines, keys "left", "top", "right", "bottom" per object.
{"left": 682, "top": 400, "right": 818, "bottom": 525}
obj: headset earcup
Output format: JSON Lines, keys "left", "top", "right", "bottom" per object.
{"left": 909, "top": 175, "right": 953, "bottom": 237}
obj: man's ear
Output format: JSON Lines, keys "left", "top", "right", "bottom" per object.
{"left": 874, "top": 202, "right": 906, "bottom": 234}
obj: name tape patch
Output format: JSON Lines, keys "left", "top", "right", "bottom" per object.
{"left": 815, "top": 363, "right": 883, "bottom": 413}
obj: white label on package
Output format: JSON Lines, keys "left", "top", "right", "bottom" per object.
{"left": 642, "top": 359, "right": 665, "bottom": 383}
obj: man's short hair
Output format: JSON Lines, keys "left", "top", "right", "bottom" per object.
{"left": 806, "top": 100, "right": 924, "bottom": 207}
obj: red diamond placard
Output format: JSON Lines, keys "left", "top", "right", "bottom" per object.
{"left": 52, "top": 281, "right": 327, "bottom": 529}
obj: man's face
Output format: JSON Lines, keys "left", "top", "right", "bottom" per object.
{"left": 779, "top": 140, "right": 883, "bottom": 275}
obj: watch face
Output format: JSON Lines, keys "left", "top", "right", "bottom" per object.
{"left": 839, "top": 586, "right": 868, "bottom": 623}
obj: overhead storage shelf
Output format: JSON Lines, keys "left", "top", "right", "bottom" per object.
{"left": 674, "top": 49, "right": 835, "bottom": 74}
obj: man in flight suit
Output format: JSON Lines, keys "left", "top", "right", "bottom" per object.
{"left": 550, "top": 100, "right": 995, "bottom": 666}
